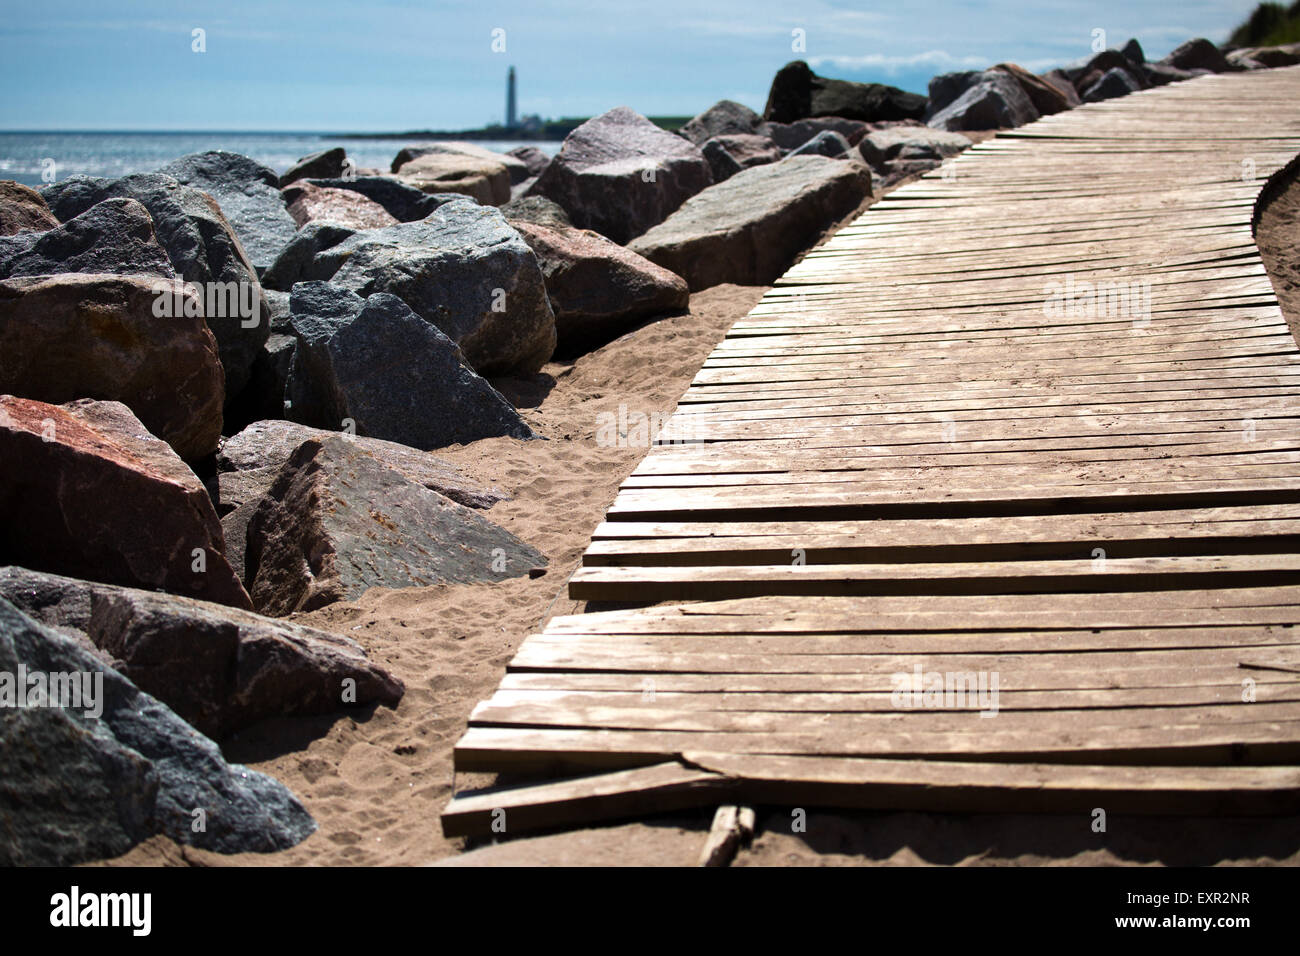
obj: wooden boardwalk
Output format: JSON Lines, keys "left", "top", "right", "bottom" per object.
{"left": 444, "top": 68, "right": 1300, "bottom": 837}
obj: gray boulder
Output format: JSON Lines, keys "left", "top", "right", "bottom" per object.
{"left": 1083, "top": 67, "right": 1142, "bottom": 103}
{"left": 159, "top": 151, "right": 298, "bottom": 275}
{"left": 41, "top": 173, "right": 271, "bottom": 399}
{"left": 1039, "top": 69, "right": 1083, "bottom": 107}
{"left": 500, "top": 194, "right": 573, "bottom": 229}
{"left": 858, "top": 127, "right": 971, "bottom": 168}
{"left": 926, "top": 71, "right": 982, "bottom": 116}
{"left": 244, "top": 436, "right": 547, "bottom": 615}
{"left": 285, "top": 282, "right": 537, "bottom": 448}
{"left": 760, "top": 117, "right": 870, "bottom": 150}
{"left": 261, "top": 220, "right": 358, "bottom": 292}
{"left": 927, "top": 70, "right": 1039, "bottom": 131}
{"left": 279, "top": 147, "right": 348, "bottom": 187}
{"left": 701, "top": 134, "right": 784, "bottom": 182}
{"left": 0, "top": 597, "right": 315, "bottom": 864}
{"left": 679, "top": 100, "right": 764, "bottom": 145}
{"left": 279, "top": 201, "right": 556, "bottom": 375}
{"left": 0, "top": 197, "right": 175, "bottom": 280}
{"left": 789, "top": 130, "right": 853, "bottom": 158}
{"left": 629, "top": 155, "right": 872, "bottom": 290}
{"left": 0, "top": 566, "right": 403, "bottom": 740}
{"left": 532, "top": 107, "right": 713, "bottom": 244}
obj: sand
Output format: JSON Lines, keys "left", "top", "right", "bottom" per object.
{"left": 95, "top": 163, "right": 1300, "bottom": 869}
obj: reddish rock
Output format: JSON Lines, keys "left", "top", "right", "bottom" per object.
{"left": 0, "top": 397, "right": 252, "bottom": 609}
{"left": 0, "top": 274, "right": 225, "bottom": 461}
{"left": 510, "top": 220, "right": 688, "bottom": 342}
{"left": 0, "top": 181, "right": 58, "bottom": 235}
{"left": 282, "top": 181, "right": 398, "bottom": 230}
{"left": 991, "top": 63, "right": 1073, "bottom": 115}
{"left": 392, "top": 143, "right": 513, "bottom": 204}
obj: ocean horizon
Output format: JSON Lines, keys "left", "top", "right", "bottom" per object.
{"left": 0, "top": 131, "right": 562, "bottom": 188}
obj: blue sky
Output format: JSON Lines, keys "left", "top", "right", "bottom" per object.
{"left": 0, "top": 0, "right": 1259, "bottom": 131}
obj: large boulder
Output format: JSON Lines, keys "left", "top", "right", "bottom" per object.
{"left": 927, "top": 70, "right": 1039, "bottom": 131}
{"left": 1229, "top": 45, "right": 1300, "bottom": 68}
{"left": 679, "top": 100, "right": 764, "bottom": 145}
{"left": 629, "top": 155, "right": 872, "bottom": 290}
{"left": 500, "top": 194, "right": 573, "bottom": 229}
{"left": 990, "top": 63, "right": 1072, "bottom": 115}
{"left": 0, "top": 597, "right": 315, "bottom": 864}
{"left": 1039, "top": 70, "right": 1083, "bottom": 107}
{"left": 510, "top": 220, "right": 688, "bottom": 343}
{"left": 789, "top": 130, "right": 853, "bottom": 158}
{"left": 0, "top": 180, "right": 58, "bottom": 235}
{"left": 1082, "top": 67, "right": 1142, "bottom": 103}
{"left": 40, "top": 173, "right": 271, "bottom": 399}
{"left": 261, "top": 220, "right": 359, "bottom": 292}
{"left": 760, "top": 117, "right": 870, "bottom": 150}
{"left": 701, "top": 134, "right": 785, "bottom": 182}
{"left": 391, "top": 143, "right": 517, "bottom": 204}
{"left": 244, "top": 436, "right": 547, "bottom": 615}
{"left": 0, "top": 275, "right": 224, "bottom": 461}
{"left": 301, "top": 176, "right": 450, "bottom": 222}
{"left": 218, "top": 419, "right": 507, "bottom": 510}
{"left": 763, "top": 61, "right": 927, "bottom": 123}
{"left": 858, "top": 126, "right": 971, "bottom": 168}
{"left": 284, "top": 283, "right": 537, "bottom": 448}
{"left": 158, "top": 151, "right": 298, "bottom": 275}
{"left": 926, "top": 71, "right": 982, "bottom": 116}
{"left": 282, "top": 181, "right": 398, "bottom": 229}
{"left": 277, "top": 201, "right": 556, "bottom": 375}
{"left": 1072, "top": 50, "right": 1150, "bottom": 93}
{"left": 0, "top": 397, "right": 251, "bottom": 608}
{"left": 1160, "top": 38, "right": 1232, "bottom": 73}
{"left": 0, "top": 197, "right": 175, "bottom": 280}
{"left": 532, "top": 107, "right": 714, "bottom": 244}
{"left": 0, "top": 566, "right": 403, "bottom": 740}
{"left": 279, "top": 146, "right": 349, "bottom": 187}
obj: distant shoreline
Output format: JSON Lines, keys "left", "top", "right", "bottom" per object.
{"left": 335, "top": 116, "right": 693, "bottom": 141}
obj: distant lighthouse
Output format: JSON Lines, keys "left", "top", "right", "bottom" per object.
{"left": 506, "top": 66, "right": 517, "bottom": 129}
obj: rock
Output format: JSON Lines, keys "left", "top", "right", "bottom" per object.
{"left": 1120, "top": 38, "right": 1146, "bottom": 68}
{"left": 285, "top": 282, "right": 538, "bottom": 448}
{"left": 0, "top": 597, "right": 315, "bottom": 864}
{"left": 926, "top": 71, "right": 982, "bottom": 116}
{"left": 629, "top": 155, "right": 872, "bottom": 290}
{"left": 679, "top": 100, "right": 764, "bottom": 145}
{"left": 302, "top": 176, "right": 450, "bottom": 222}
{"left": 760, "top": 117, "right": 870, "bottom": 150}
{"left": 223, "top": 333, "right": 296, "bottom": 431}
{"left": 0, "top": 396, "right": 250, "bottom": 607}
{"left": 282, "top": 181, "right": 398, "bottom": 229}
{"left": 0, "top": 566, "right": 403, "bottom": 739}
{"left": 701, "top": 134, "right": 784, "bottom": 182}
{"left": 0, "top": 275, "right": 224, "bottom": 461}
{"left": 40, "top": 173, "right": 271, "bottom": 400}
{"left": 218, "top": 419, "right": 506, "bottom": 510}
{"left": 158, "top": 151, "right": 298, "bottom": 275}
{"left": 264, "top": 288, "right": 292, "bottom": 331}
{"left": 990, "top": 63, "right": 1072, "bottom": 115}
{"left": 1074, "top": 50, "right": 1150, "bottom": 92}
{"left": 244, "top": 436, "right": 546, "bottom": 615}
{"left": 789, "top": 130, "right": 853, "bottom": 158}
{"left": 1039, "top": 70, "right": 1083, "bottom": 108}
{"left": 505, "top": 146, "right": 551, "bottom": 178}
{"left": 510, "top": 220, "right": 688, "bottom": 343}
{"left": 279, "top": 147, "right": 348, "bottom": 187}
{"left": 0, "top": 180, "right": 57, "bottom": 235}
{"left": 532, "top": 107, "right": 713, "bottom": 244}
{"left": 281, "top": 201, "right": 557, "bottom": 375}
{"left": 1235, "top": 45, "right": 1300, "bottom": 68}
{"left": 1160, "top": 38, "right": 1232, "bottom": 73}
{"left": 763, "top": 61, "right": 927, "bottom": 124}
{"left": 927, "top": 70, "right": 1039, "bottom": 131}
{"left": 261, "top": 220, "right": 358, "bottom": 292}
{"left": 0, "top": 197, "right": 175, "bottom": 280}
{"left": 1082, "top": 67, "right": 1142, "bottom": 103}
{"left": 392, "top": 143, "right": 516, "bottom": 204}
{"left": 858, "top": 126, "right": 971, "bottom": 169}
{"left": 500, "top": 194, "right": 572, "bottom": 229}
